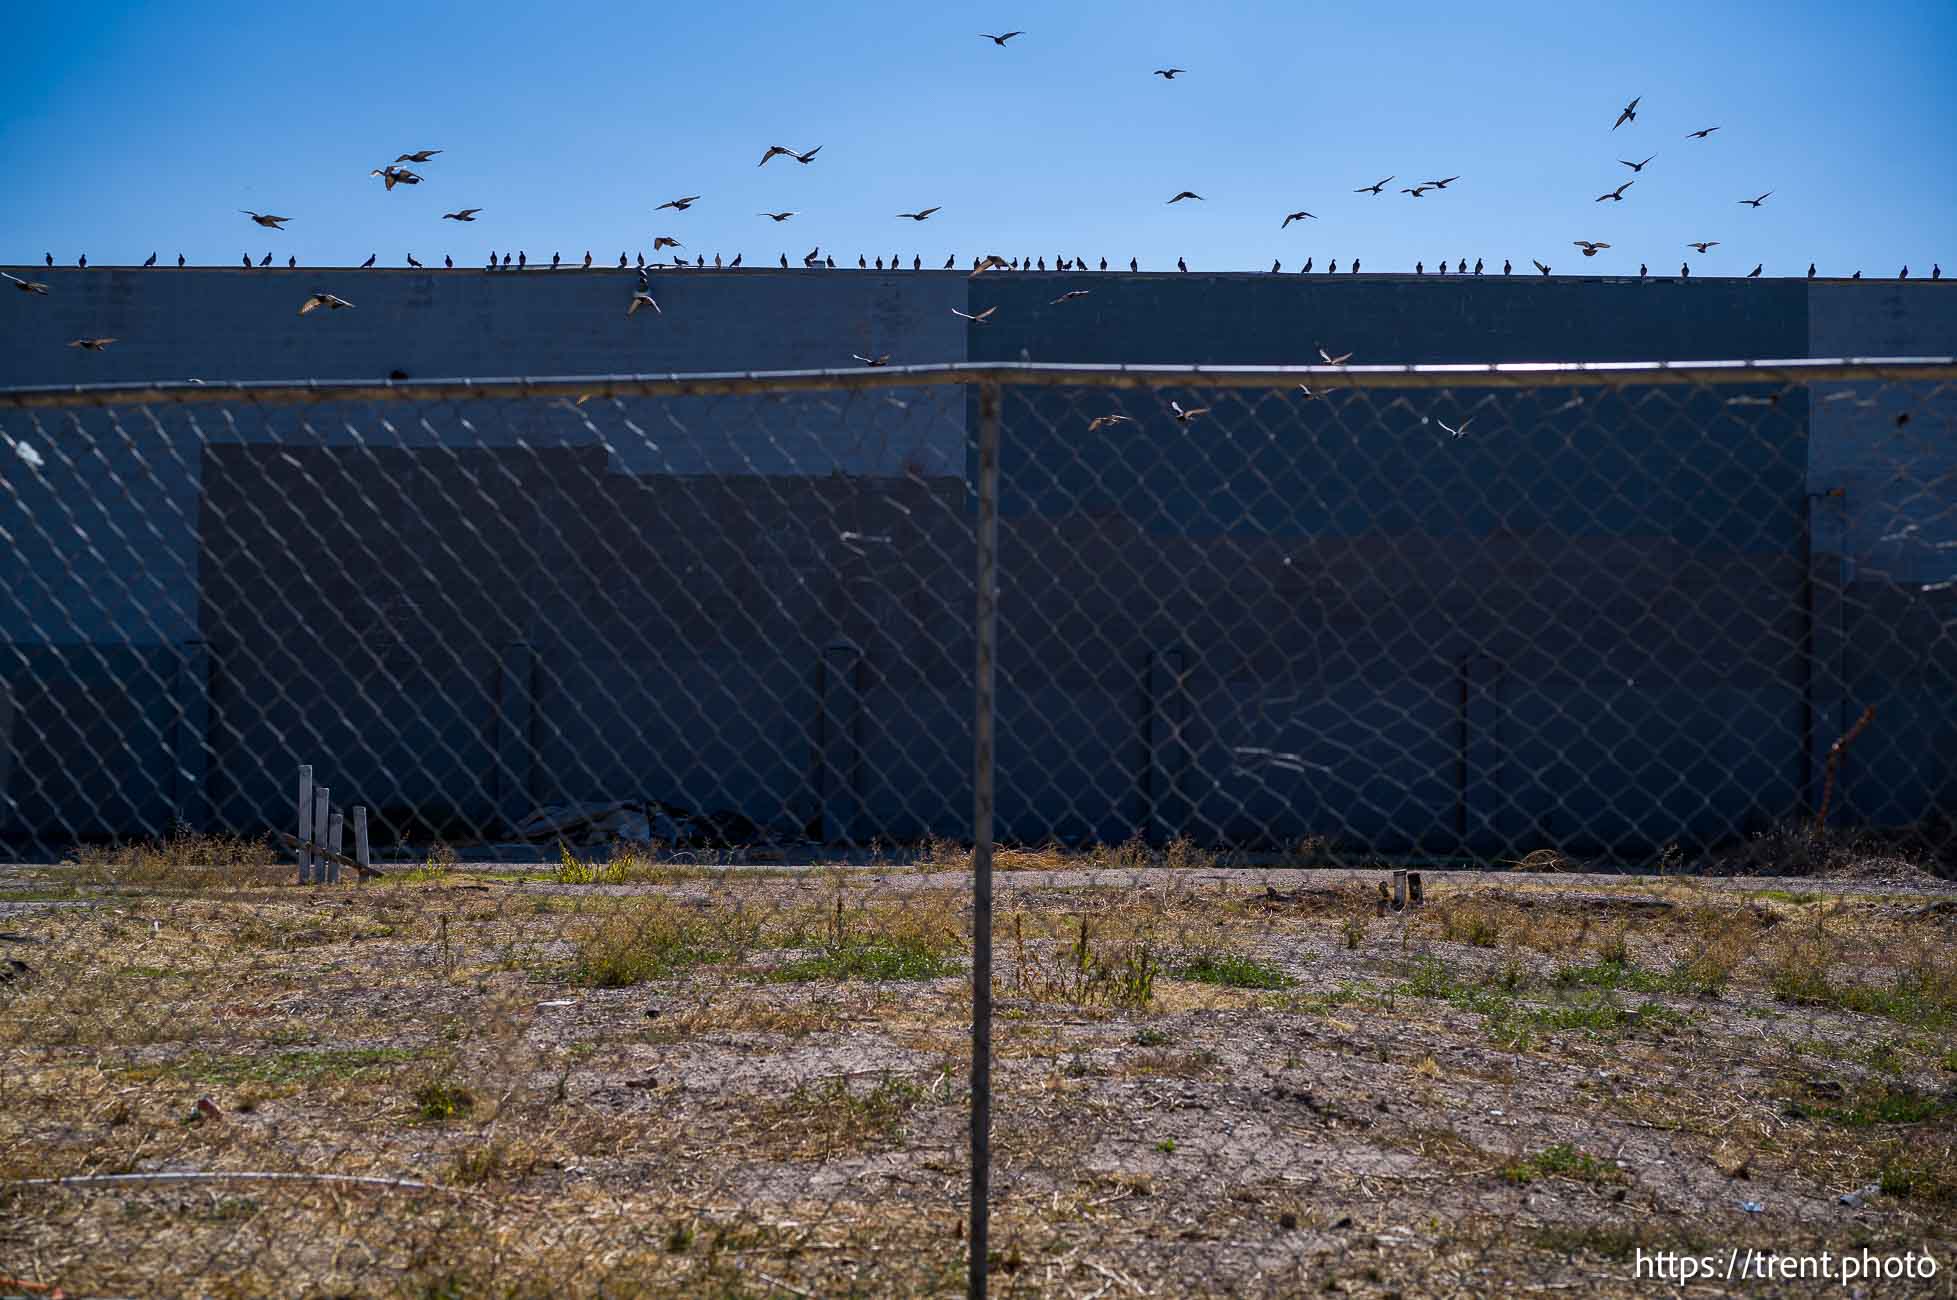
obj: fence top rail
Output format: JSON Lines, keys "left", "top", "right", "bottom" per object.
{"left": 0, "top": 357, "right": 1953, "bottom": 409}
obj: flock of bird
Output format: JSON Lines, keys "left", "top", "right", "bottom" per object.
{"left": 4, "top": 64, "right": 1947, "bottom": 357}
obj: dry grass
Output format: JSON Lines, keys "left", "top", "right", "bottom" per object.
{"left": 0, "top": 863, "right": 1951, "bottom": 1296}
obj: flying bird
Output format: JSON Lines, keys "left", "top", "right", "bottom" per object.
{"left": 971, "top": 255, "right": 1010, "bottom": 277}
{"left": 951, "top": 306, "right": 997, "bottom": 323}
{"left": 759, "top": 211, "right": 797, "bottom": 222}
{"left": 1400, "top": 185, "right": 1431, "bottom": 197}
{"left": 1739, "top": 191, "right": 1772, "bottom": 207}
{"left": 1425, "top": 176, "right": 1461, "bottom": 188}
{"left": 853, "top": 353, "right": 890, "bottom": 367}
{"left": 1153, "top": 68, "right": 1184, "bottom": 79}
{"left": 757, "top": 146, "right": 799, "bottom": 166}
{"left": 1612, "top": 96, "right": 1640, "bottom": 130}
{"left": 371, "top": 167, "right": 422, "bottom": 189}
{"left": 627, "top": 292, "right": 661, "bottom": 316}
{"left": 1088, "top": 414, "right": 1135, "bottom": 431}
{"left": 1170, "top": 400, "right": 1208, "bottom": 424}
{"left": 1280, "top": 211, "right": 1316, "bottom": 228}
{"left": 1166, "top": 191, "right": 1203, "bottom": 203}
{"left": 652, "top": 237, "right": 682, "bottom": 250}
{"left": 3, "top": 273, "right": 49, "bottom": 295}
{"left": 1620, "top": 155, "right": 1656, "bottom": 172}
{"left": 1318, "top": 346, "right": 1353, "bottom": 364}
{"left": 981, "top": 31, "right": 1024, "bottom": 44}
{"left": 1686, "top": 126, "right": 1720, "bottom": 139}
{"left": 656, "top": 196, "right": 700, "bottom": 211}
{"left": 1596, "top": 181, "right": 1633, "bottom": 202}
{"left": 1438, "top": 417, "right": 1473, "bottom": 438}
{"left": 1573, "top": 241, "right": 1610, "bottom": 256}
{"left": 1051, "top": 290, "right": 1090, "bottom": 304}
{"left": 66, "top": 337, "right": 116, "bottom": 350}
{"left": 241, "top": 211, "right": 291, "bottom": 229}
{"left": 395, "top": 150, "right": 442, "bottom": 163}
{"left": 1355, "top": 177, "right": 1393, "bottom": 195}
{"left": 790, "top": 145, "right": 822, "bottom": 164}
{"left": 442, "top": 209, "right": 482, "bottom": 222}
{"left": 1688, "top": 241, "right": 1719, "bottom": 253}
{"left": 897, "top": 207, "right": 941, "bottom": 221}
{"left": 298, "top": 293, "right": 354, "bottom": 315}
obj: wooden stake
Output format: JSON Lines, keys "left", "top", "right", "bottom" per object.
{"left": 312, "top": 787, "right": 330, "bottom": 886}
{"left": 327, "top": 811, "right": 345, "bottom": 886}
{"left": 354, "top": 806, "right": 370, "bottom": 887}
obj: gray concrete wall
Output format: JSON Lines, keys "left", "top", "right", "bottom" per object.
{"left": 1, "top": 269, "right": 1952, "bottom": 858}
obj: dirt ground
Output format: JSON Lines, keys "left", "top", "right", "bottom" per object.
{"left": 1, "top": 849, "right": 1953, "bottom": 1297}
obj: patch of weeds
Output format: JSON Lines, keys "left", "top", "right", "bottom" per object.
{"left": 1134, "top": 1027, "right": 1173, "bottom": 1047}
{"left": 1171, "top": 952, "right": 1293, "bottom": 990}
{"left": 132, "top": 1047, "right": 419, "bottom": 1087}
{"left": 1005, "top": 913, "right": 1157, "bottom": 1010}
{"left": 65, "top": 826, "right": 284, "bottom": 890}
{"left": 1435, "top": 898, "right": 1503, "bottom": 948}
{"left": 1156, "top": 1138, "right": 1177, "bottom": 1154}
{"left": 1341, "top": 912, "right": 1368, "bottom": 949}
{"left": 771, "top": 1072, "right": 937, "bottom": 1154}
{"left": 570, "top": 900, "right": 752, "bottom": 986}
{"left": 1769, "top": 933, "right": 1956, "bottom": 1029}
{"left": 768, "top": 934, "right": 957, "bottom": 982}
{"left": 448, "top": 1140, "right": 536, "bottom": 1186}
{"left": 1401, "top": 958, "right": 1688, "bottom": 1049}
{"left": 1811, "top": 1081, "right": 1957, "bottom": 1129}
{"left": 1162, "top": 835, "right": 1216, "bottom": 871}
{"left": 411, "top": 1078, "right": 476, "bottom": 1124}
{"left": 1502, "top": 1143, "right": 1619, "bottom": 1186}
{"left": 1553, "top": 957, "right": 1704, "bottom": 997}
{"left": 1875, "top": 1140, "right": 1957, "bottom": 1206}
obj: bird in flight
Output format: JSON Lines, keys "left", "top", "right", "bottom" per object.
{"left": 1739, "top": 191, "right": 1773, "bottom": 207}
{"left": 1612, "top": 97, "right": 1640, "bottom": 130}
{"left": 759, "top": 211, "right": 797, "bottom": 222}
{"left": 1088, "top": 414, "right": 1135, "bottom": 431}
{"left": 395, "top": 149, "right": 442, "bottom": 163}
{"left": 298, "top": 292, "right": 354, "bottom": 315}
{"left": 1318, "top": 345, "right": 1353, "bottom": 365}
{"left": 442, "top": 209, "right": 482, "bottom": 222}
{"left": 952, "top": 306, "right": 997, "bottom": 324}
{"left": 656, "top": 196, "right": 701, "bottom": 211}
{"left": 1596, "top": 181, "right": 1633, "bottom": 202}
{"left": 1620, "top": 155, "right": 1656, "bottom": 172}
{"left": 1400, "top": 185, "right": 1431, "bottom": 198}
{"left": 1686, "top": 126, "right": 1720, "bottom": 139}
{"left": 1051, "top": 290, "right": 1090, "bottom": 304}
{"left": 371, "top": 167, "right": 422, "bottom": 189}
{"left": 758, "top": 145, "right": 818, "bottom": 166}
{"left": 853, "top": 353, "right": 891, "bottom": 367}
{"left": 1280, "top": 211, "right": 1316, "bottom": 228}
{"left": 1355, "top": 177, "right": 1393, "bottom": 195}
{"left": 1573, "top": 241, "right": 1610, "bottom": 256}
{"left": 1533, "top": 259, "right": 1551, "bottom": 275}
{"left": 1688, "top": 241, "right": 1719, "bottom": 253}
{"left": 1153, "top": 68, "right": 1184, "bottom": 79}
{"left": 1425, "top": 176, "right": 1461, "bottom": 189}
{"left": 970, "top": 255, "right": 1010, "bottom": 277}
{"left": 652, "top": 237, "right": 682, "bottom": 250}
{"left": 981, "top": 31, "right": 1023, "bottom": 45}
{"left": 1438, "top": 417, "right": 1473, "bottom": 438}
{"left": 897, "top": 207, "right": 942, "bottom": 221}
{"left": 1170, "top": 400, "right": 1209, "bottom": 424}
{"left": 627, "top": 292, "right": 661, "bottom": 316}
{"left": 66, "top": 337, "right": 116, "bottom": 350}
{"left": 1167, "top": 191, "right": 1203, "bottom": 203}
{"left": 241, "top": 211, "right": 291, "bottom": 229}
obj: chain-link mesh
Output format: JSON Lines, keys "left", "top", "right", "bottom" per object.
{"left": 1, "top": 362, "right": 1953, "bottom": 1297}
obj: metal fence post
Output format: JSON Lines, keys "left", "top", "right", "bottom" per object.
{"left": 969, "top": 378, "right": 1000, "bottom": 1300}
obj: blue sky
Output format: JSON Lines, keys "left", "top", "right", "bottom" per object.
{"left": 3, "top": 0, "right": 1953, "bottom": 275}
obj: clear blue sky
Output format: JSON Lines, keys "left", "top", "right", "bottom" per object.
{"left": 4, "top": 0, "right": 1953, "bottom": 275}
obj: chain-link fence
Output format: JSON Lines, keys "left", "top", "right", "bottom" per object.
{"left": 2, "top": 361, "right": 1954, "bottom": 1297}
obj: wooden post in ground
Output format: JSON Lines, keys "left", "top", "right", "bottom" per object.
{"left": 312, "top": 787, "right": 331, "bottom": 886}
{"left": 297, "top": 765, "right": 315, "bottom": 884}
{"left": 1392, "top": 870, "right": 1407, "bottom": 911}
{"left": 353, "top": 807, "right": 371, "bottom": 887}
{"left": 327, "top": 810, "right": 345, "bottom": 886}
